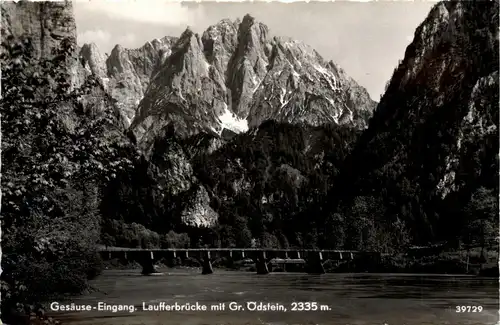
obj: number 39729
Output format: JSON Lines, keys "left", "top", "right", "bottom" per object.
{"left": 456, "top": 306, "right": 483, "bottom": 313}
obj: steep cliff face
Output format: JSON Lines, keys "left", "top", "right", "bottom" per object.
{"left": 334, "top": 1, "right": 499, "bottom": 243}
{"left": 1, "top": 0, "right": 82, "bottom": 92}
{"left": 129, "top": 28, "right": 229, "bottom": 151}
{"left": 78, "top": 14, "right": 375, "bottom": 152}
{"left": 149, "top": 127, "right": 197, "bottom": 197}
{"left": 225, "top": 15, "right": 271, "bottom": 119}
{"left": 1, "top": 0, "right": 76, "bottom": 59}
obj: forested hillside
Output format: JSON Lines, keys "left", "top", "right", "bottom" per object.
{"left": 99, "top": 1, "right": 499, "bottom": 253}
{"left": 2, "top": 1, "right": 499, "bottom": 322}
{"left": 99, "top": 120, "right": 361, "bottom": 249}
{"left": 326, "top": 0, "right": 499, "bottom": 249}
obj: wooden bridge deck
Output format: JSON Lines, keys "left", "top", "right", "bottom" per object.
{"left": 97, "top": 246, "right": 360, "bottom": 254}
{"left": 97, "top": 246, "right": 381, "bottom": 275}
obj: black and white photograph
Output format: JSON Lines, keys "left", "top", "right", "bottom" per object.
{"left": 1, "top": 0, "right": 499, "bottom": 324}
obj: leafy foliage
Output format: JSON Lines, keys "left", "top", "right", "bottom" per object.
{"left": 462, "top": 187, "right": 498, "bottom": 251}
{"left": 1, "top": 34, "right": 138, "bottom": 318}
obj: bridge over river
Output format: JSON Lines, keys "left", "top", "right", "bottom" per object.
{"left": 98, "top": 246, "right": 381, "bottom": 275}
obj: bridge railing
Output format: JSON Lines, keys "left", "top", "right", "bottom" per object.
{"left": 97, "top": 246, "right": 366, "bottom": 254}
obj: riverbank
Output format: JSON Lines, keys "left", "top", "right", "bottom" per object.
{"left": 324, "top": 254, "right": 499, "bottom": 277}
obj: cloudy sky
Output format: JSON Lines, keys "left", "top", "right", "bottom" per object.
{"left": 74, "top": 1, "right": 436, "bottom": 100}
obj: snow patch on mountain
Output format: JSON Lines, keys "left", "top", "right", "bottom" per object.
{"left": 218, "top": 104, "right": 249, "bottom": 133}
{"left": 279, "top": 87, "right": 286, "bottom": 105}
{"left": 178, "top": 89, "right": 186, "bottom": 101}
{"left": 253, "top": 78, "right": 264, "bottom": 94}
{"left": 204, "top": 61, "right": 211, "bottom": 71}
{"left": 313, "top": 64, "right": 339, "bottom": 91}
{"left": 252, "top": 75, "right": 259, "bottom": 85}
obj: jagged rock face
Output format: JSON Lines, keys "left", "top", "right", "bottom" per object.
{"left": 129, "top": 28, "right": 230, "bottom": 152}
{"left": 79, "top": 43, "right": 107, "bottom": 82}
{"left": 106, "top": 37, "right": 178, "bottom": 125}
{"left": 369, "top": 1, "right": 499, "bottom": 197}
{"left": 248, "top": 37, "right": 374, "bottom": 128}
{"left": 1, "top": 0, "right": 76, "bottom": 60}
{"left": 202, "top": 19, "right": 240, "bottom": 81}
{"left": 334, "top": 1, "right": 498, "bottom": 242}
{"left": 1, "top": 0, "right": 84, "bottom": 91}
{"left": 180, "top": 185, "right": 219, "bottom": 228}
{"left": 149, "top": 129, "right": 196, "bottom": 196}
{"left": 114, "top": 14, "right": 376, "bottom": 151}
{"left": 226, "top": 15, "right": 270, "bottom": 118}
{"left": 436, "top": 70, "right": 499, "bottom": 198}
{"left": 77, "top": 37, "right": 178, "bottom": 126}
{"left": 396, "top": 2, "right": 498, "bottom": 93}
{"left": 1, "top": 1, "right": 129, "bottom": 129}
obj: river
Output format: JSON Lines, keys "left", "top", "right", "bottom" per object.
{"left": 52, "top": 269, "right": 499, "bottom": 325}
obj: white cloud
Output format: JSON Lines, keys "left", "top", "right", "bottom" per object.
{"left": 77, "top": 30, "right": 137, "bottom": 51}
{"left": 78, "top": 29, "right": 112, "bottom": 44}
{"left": 116, "top": 33, "right": 137, "bottom": 47}
{"left": 76, "top": 0, "right": 201, "bottom": 26}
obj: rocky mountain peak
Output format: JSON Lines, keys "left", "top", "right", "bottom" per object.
{"left": 227, "top": 14, "right": 272, "bottom": 118}
{"left": 77, "top": 35, "right": 179, "bottom": 126}
{"left": 79, "top": 42, "right": 107, "bottom": 82}
{"left": 247, "top": 34, "right": 374, "bottom": 128}
{"left": 73, "top": 14, "right": 375, "bottom": 152}
{"left": 238, "top": 14, "right": 270, "bottom": 52}
{"left": 202, "top": 18, "right": 239, "bottom": 74}
{"left": 394, "top": 1, "right": 497, "bottom": 93}
{"left": 177, "top": 27, "right": 198, "bottom": 46}
{"left": 107, "top": 44, "right": 128, "bottom": 74}
{"left": 172, "top": 28, "right": 206, "bottom": 68}
{"left": 80, "top": 42, "right": 103, "bottom": 57}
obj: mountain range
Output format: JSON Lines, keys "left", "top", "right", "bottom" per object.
{"left": 2, "top": 1, "right": 498, "bottom": 302}
{"left": 75, "top": 15, "right": 376, "bottom": 152}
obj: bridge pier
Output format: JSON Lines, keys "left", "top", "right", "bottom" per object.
{"left": 256, "top": 251, "right": 269, "bottom": 275}
{"left": 98, "top": 248, "right": 363, "bottom": 275}
{"left": 267, "top": 261, "right": 273, "bottom": 273}
{"left": 141, "top": 251, "right": 159, "bottom": 275}
{"left": 118, "top": 251, "right": 128, "bottom": 265}
{"left": 202, "top": 251, "right": 213, "bottom": 275}
{"left": 307, "top": 251, "right": 325, "bottom": 274}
